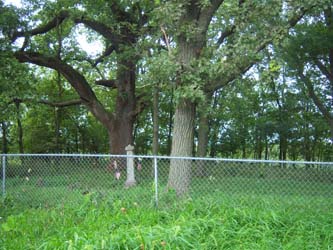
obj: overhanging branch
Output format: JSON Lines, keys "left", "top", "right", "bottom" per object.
{"left": 11, "top": 10, "right": 70, "bottom": 42}
{"left": 14, "top": 51, "right": 114, "bottom": 126}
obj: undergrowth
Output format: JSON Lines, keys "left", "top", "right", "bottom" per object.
{"left": 1, "top": 192, "right": 332, "bottom": 250}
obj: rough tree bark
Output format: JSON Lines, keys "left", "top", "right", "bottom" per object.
{"left": 168, "top": 99, "right": 196, "bottom": 195}
{"left": 167, "top": 0, "right": 222, "bottom": 195}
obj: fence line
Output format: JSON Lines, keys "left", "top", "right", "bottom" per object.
{"left": 1, "top": 153, "right": 333, "bottom": 166}
{"left": 1, "top": 154, "right": 333, "bottom": 208}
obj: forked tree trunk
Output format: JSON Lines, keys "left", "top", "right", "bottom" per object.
{"left": 167, "top": 100, "right": 196, "bottom": 196}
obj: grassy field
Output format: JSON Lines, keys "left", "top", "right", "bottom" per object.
{"left": 1, "top": 158, "right": 333, "bottom": 249}
{"left": 1, "top": 192, "right": 333, "bottom": 249}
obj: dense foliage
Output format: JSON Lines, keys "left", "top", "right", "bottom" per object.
{"left": 0, "top": 0, "right": 332, "bottom": 161}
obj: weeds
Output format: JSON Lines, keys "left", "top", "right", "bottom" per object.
{"left": 1, "top": 192, "right": 333, "bottom": 250}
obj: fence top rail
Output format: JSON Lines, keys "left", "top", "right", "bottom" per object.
{"left": 1, "top": 153, "right": 333, "bottom": 166}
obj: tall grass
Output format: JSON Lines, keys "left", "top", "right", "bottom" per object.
{"left": 1, "top": 158, "right": 333, "bottom": 249}
{"left": 1, "top": 192, "right": 332, "bottom": 250}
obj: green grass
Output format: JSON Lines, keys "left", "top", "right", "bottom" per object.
{"left": 1, "top": 161, "right": 333, "bottom": 249}
{"left": 1, "top": 192, "right": 333, "bottom": 250}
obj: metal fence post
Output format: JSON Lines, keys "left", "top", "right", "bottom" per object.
{"left": 2, "top": 155, "right": 5, "bottom": 197}
{"left": 154, "top": 157, "right": 158, "bottom": 207}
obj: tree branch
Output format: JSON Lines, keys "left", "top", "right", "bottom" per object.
{"left": 93, "top": 45, "right": 117, "bottom": 66}
{"left": 313, "top": 58, "right": 333, "bottom": 83}
{"left": 208, "top": 4, "right": 314, "bottom": 92}
{"left": 216, "top": 26, "right": 236, "bottom": 45}
{"left": 215, "top": 0, "right": 247, "bottom": 46}
{"left": 198, "top": 0, "right": 224, "bottom": 32}
{"left": 299, "top": 71, "right": 333, "bottom": 122}
{"left": 95, "top": 79, "right": 118, "bottom": 88}
{"left": 5, "top": 98, "right": 82, "bottom": 109}
{"left": 14, "top": 51, "right": 114, "bottom": 126}
{"left": 160, "top": 26, "right": 172, "bottom": 56}
{"left": 74, "top": 17, "right": 122, "bottom": 47}
{"left": 38, "top": 99, "right": 82, "bottom": 107}
{"left": 11, "top": 10, "right": 70, "bottom": 42}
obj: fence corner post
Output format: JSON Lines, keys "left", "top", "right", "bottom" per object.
{"left": 2, "top": 155, "right": 6, "bottom": 198}
{"left": 154, "top": 157, "right": 158, "bottom": 207}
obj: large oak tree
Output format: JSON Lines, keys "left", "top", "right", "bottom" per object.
{"left": 6, "top": 1, "right": 152, "bottom": 154}
{"left": 162, "top": 0, "right": 330, "bottom": 195}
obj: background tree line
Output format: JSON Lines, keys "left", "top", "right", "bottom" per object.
{"left": 1, "top": 0, "right": 332, "bottom": 194}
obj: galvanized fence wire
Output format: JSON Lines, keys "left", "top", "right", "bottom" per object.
{"left": 1, "top": 154, "right": 333, "bottom": 208}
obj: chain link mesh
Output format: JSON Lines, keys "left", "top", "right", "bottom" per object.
{"left": 1, "top": 155, "right": 333, "bottom": 209}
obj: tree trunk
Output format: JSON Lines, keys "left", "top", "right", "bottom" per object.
{"left": 14, "top": 101, "right": 24, "bottom": 154}
{"left": 279, "top": 135, "right": 287, "bottom": 161}
{"left": 152, "top": 86, "right": 159, "bottom": 155}
{"left": 197, "top": 91, "right": 213, "bottom": 158}
{"left": 168, "top": 100, "right": 196, "bottom": 196}
{"left": 196, "top": 92, "right": 212, "bottom": 176}
{"left": 108, "top": 117, "right": 134, "bottom": 155}
{"left": 197, "top": 114, "right": 210, "bottom": 156}
{"left": 167, "top": 0, "right": 212, "bottom": 194}
{"left": 1, "top": 122, "right": 8, "bottom": 154}
{"left": 167, "top": 89, "right": 174, "bottom": 155}
{"left": 264, "top": 137, "right": 269, "bottom": 160}
{"left": 209, "top": 128, "right": 218, "bottom": 158}
{"left": 108, "top": 59, "right": 136, "bottom": 155}
{"left": 54, "top": 107, "right": 61, "bottom": 152}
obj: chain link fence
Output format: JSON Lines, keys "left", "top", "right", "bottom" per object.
{"left": 1, "top": 154, "right": 333, "bottom": 209}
